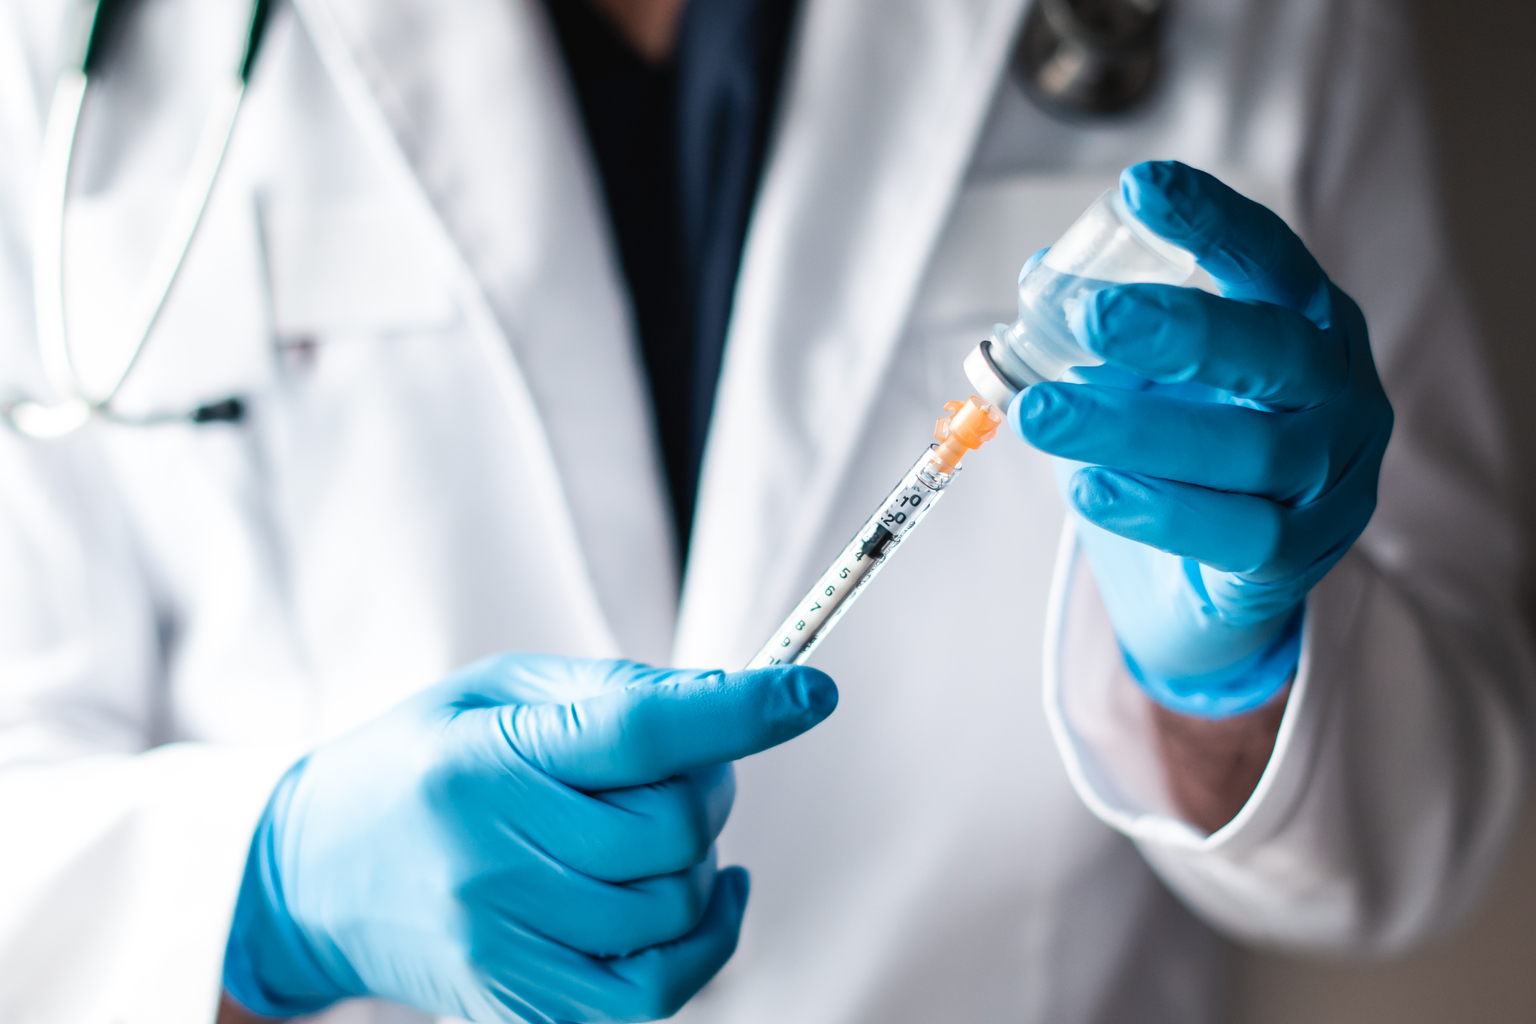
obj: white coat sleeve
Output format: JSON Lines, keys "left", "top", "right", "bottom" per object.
{"left": 0, "top": 8, "right": 295, "bottom": 1024}
{"left": 1043, "top": 0, "right": 1536, "bottom": 955}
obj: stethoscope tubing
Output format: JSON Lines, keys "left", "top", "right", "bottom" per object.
{"left": 5, "top": 0, "right": 270, "bottom": 439}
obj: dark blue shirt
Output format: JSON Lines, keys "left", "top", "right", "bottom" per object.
{"left": 542, "top": 0, "right": 798, "bottom": 563}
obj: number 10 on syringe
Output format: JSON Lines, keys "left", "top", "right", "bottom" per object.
{"left": 745, "top": 397, "right": 1002, "bottom": 669}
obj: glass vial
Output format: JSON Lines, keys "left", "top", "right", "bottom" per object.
{"left": 964, "top": 189, "right": 1196, "bottom": 407}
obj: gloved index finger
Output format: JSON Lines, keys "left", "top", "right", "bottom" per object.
{"left": 500, "top": 665, "right": 837, "bottom": 791}
{"left": 1121, "top": 161, "right": 1327, "bottom": 318}
{"left": 1071, "top": 282, "right": 1347, "bottom": 409}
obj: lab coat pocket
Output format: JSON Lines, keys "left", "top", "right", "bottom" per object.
{"left": 262, "top": 197, "right": 459, "bottom": 343}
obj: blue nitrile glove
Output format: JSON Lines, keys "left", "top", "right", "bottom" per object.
{"left": 222, "top": 655, "right": 837, "bottom": 1022}
{"left": 1012, "top": 161, "right": 1393, "bottom": 718}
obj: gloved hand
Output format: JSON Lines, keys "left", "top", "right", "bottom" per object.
{"left": 1012, "top": 161, "right": 1393, "bottom": 718}
{"left": 222, "top": 655, "right": 837, "bottom": 1022}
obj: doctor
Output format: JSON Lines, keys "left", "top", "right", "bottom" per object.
{"left": 0, "top": 1, "right": 1529, "bottom": 1024}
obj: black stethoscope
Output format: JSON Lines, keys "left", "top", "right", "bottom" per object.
{"left": 3, "top": 0, "right": 270, "bottom": 439}
{"left": 1015, "top": 0, "right": 1167, "bottom": 118}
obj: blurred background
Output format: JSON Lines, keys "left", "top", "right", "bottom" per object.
{"left": 1231, "top": 1, "right": 1536, "bottom": 1020}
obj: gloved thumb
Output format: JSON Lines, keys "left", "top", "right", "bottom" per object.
{"left": 497, "top": 664, "right": 837, "bottom": 791}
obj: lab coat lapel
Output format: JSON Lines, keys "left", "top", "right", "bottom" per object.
{"left": 291, "top": 0, "right": 680, "bottom": 662}
{"left": 675, "top": 0, "right": 1030, "bottom": 667}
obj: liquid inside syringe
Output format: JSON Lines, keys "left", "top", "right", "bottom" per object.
{"left": 745, "top": 397, "right": 1002, "bottom": 669}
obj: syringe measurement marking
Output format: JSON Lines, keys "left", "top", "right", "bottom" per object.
{"left": 755, "top": 482, "right": 934, "bottom": 666}
{"left": 878, "top": 485, "right": 927, "bottom": 535}
{"left": 765, "top": 532, "right": 882, "bottom": 660}
{"left": 745, "top": 399, "right": 1000, "bottom": 671}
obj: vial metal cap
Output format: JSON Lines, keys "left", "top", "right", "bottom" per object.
{"left": 964, "top": 340, "right": 1022, "bottom": 411}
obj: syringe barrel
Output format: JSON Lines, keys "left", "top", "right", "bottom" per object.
{"left": 745, "top": 448, "right": 954, "bottom": 670}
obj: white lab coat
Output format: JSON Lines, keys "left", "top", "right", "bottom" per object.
{"left": 0, "top": 0, "right": 1529, "bottom": 1022}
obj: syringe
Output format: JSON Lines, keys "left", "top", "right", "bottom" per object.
{"left": 745, "top": 397, "right": 1003, "bottom": 669}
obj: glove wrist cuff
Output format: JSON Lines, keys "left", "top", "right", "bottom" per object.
{"left": 1123, "top": 605, "right": 1302, "bottom": 719}
{"left": 223, "top": 759, "right": 354, "bottom": 1018}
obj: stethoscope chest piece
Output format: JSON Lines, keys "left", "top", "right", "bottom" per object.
{"left": 1015, "top": 0, "right": 1166, "bottom": 119}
